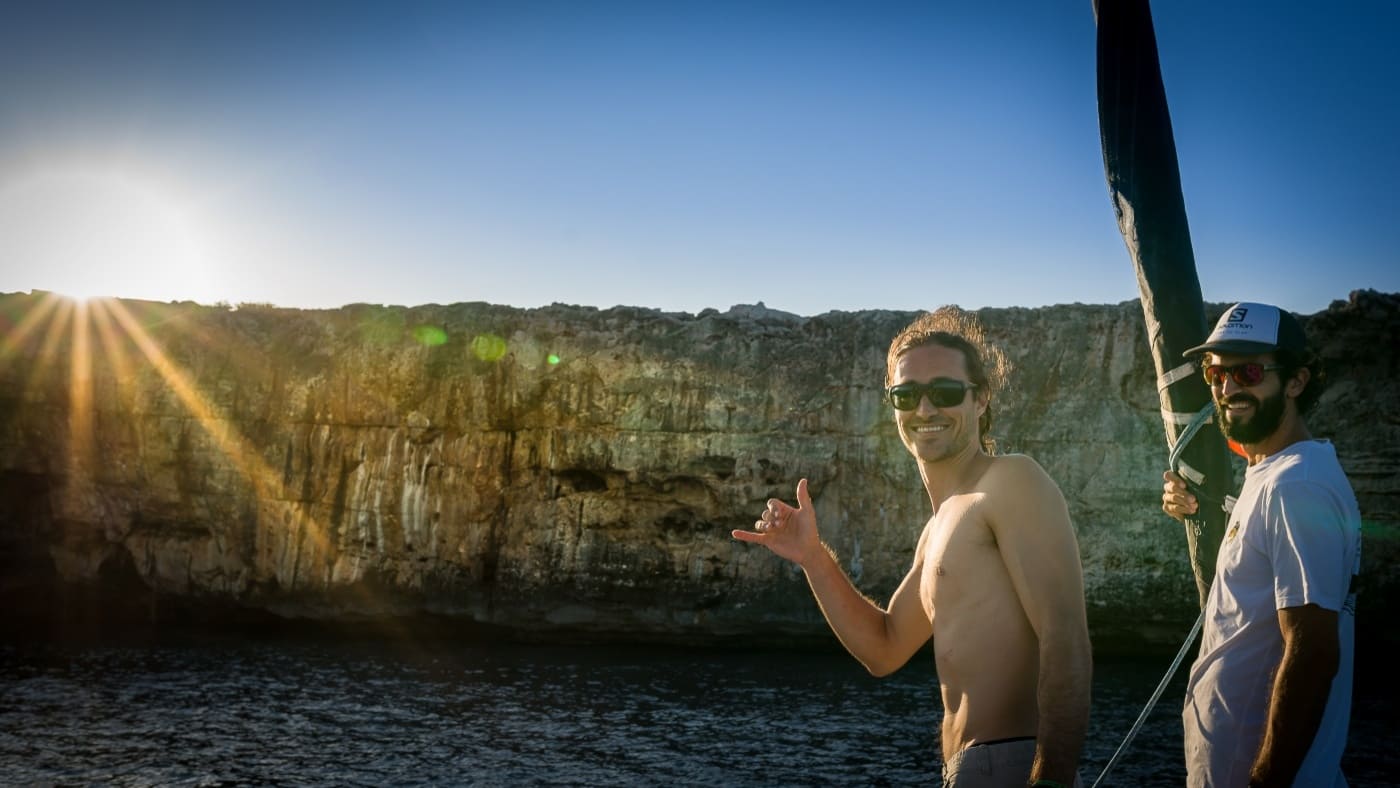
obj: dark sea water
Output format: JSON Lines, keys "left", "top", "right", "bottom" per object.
{"left": 1, "top": 633, "right": 1395, "bottom": 787}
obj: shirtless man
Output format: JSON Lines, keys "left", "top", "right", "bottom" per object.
{"left": 733, "top": 307, "right": 1092, "bottom": 788}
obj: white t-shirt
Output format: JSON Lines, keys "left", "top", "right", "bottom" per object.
{"left": 1183, "top": 440, "right": 1361, "bottom": 788}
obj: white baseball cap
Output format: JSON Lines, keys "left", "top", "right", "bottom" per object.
{"left": 1184, "top": 302, "right": 1308, "bottom": 358}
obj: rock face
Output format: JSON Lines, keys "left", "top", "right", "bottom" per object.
{"left": 1, "top": 290, "right": 1396, "bottom": 651}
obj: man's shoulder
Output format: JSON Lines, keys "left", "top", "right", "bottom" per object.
{"left": 984, "top": 452, "right": 1057, "bottom": 487}
{"left": 1251, "top": 444, "right": 1361, "bottom": 536}
{"left": 981, "top": 453, "right": 1069, "bottom": 511}
{"left": 1258, "top": 441, "right": 1354, "bottom": 497}
{"left": 977, "top": 454, "right": 1077, "bottom": 546}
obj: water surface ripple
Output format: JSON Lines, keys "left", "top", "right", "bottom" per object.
{"left": 1, "top": 637, "right": 1394, "bottom": 786}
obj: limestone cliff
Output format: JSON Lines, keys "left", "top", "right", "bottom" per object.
{"left": 1, "top": 290, "right": 1395, "bottom": 651}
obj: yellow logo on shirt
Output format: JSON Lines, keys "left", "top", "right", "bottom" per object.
{"left": 1226, "top": 523, "right": 1240, "bottom": 541}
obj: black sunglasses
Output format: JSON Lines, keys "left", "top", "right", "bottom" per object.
{"left": 885, "top": 380, "right": 977, "bottom": 411}
{"left": 1202, "top": 362, "right": 1284, "bottom": 387}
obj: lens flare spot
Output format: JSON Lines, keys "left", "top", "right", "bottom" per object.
{"left": 547, "top": 353, "right": 560, "bottom": 365}
{"left": 413, "top": 325, "right": 448, "bottom": 346}
{"left": 359, "top": 312, "right": 407, "bottom": 345}
{"left": 471, "top": 333, "right": 508, "bottom": 362}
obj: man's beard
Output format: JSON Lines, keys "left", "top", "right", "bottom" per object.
{"left": 1215, "top": 387, "right": 1286, "bottom": 444}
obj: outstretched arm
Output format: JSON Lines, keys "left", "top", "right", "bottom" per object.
{"left": 989, "top": 457, "right": 1092, "bottom": 785}
{"left": 732, "top": 479, "right": 932, "bottom": 676}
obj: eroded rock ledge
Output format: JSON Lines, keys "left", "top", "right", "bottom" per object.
{"left": 1, "top": 290, "right": 1395, "bottom": 652}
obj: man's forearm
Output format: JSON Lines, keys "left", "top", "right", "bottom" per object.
{"left": 1029, "top": 630, "right": 1092, "bottom": 784}
{"left": 1249, "top": 639, "right": 1338, "bottom": 787}
{"left": 802, "top": 545, "right": 908, "bottom": 676}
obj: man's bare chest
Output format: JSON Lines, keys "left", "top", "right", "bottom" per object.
{"left": 918, "top": 496, "right": 999, "bottom": 613}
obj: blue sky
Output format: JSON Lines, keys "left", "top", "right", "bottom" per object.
{"left": 1, "top": 0, "right": 1395, "bottom": 316}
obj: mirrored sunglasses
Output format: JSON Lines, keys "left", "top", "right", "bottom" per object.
{"left": 1201, "top": 362, "right": 1283, "bottom": 387}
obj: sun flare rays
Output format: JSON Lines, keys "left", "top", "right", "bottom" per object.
{"left": 3, "top": 293, "right": 348, "bottom": 597}
{"left": 67, "top": 299, "right": 96, "bottom": 478}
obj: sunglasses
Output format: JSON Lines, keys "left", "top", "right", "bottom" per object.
{"left": 885, "top": 379, "right": 978, "bottom": 411}
{"left": 1201, "top": 362, "right": 1284, "bottom": 387}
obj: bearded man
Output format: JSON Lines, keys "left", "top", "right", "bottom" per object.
{"left": 1163, "top": 302, "right": 1361, "bottom": 787}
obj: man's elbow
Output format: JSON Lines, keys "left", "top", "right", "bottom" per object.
{"left": 862, "top": 663, "right": 896, "bottom": 680}
{"left": 1293, "top": 635, "right": 1340, "bottom": 678}
{"left": 1040, "top": 627, "right": 1094, "bottom": 678}
{"left": 858, "top": 634, "right": 912, "bottom": 677}
{"left": 861, "top": 656, "right": 902, "bottom": 678}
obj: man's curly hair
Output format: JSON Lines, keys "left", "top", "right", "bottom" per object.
{"left": 885, "top": 306, "right": 1010, "bottom": 454}
{"left": 1275, "top": 347, "right": 1327, "bottom": 415}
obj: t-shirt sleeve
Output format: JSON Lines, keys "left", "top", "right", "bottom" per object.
{"left": 1264, "top": 480, "right": 1351, "bottom": 611}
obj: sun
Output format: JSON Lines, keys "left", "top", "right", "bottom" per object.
{"left": 0, "top": 160, "right": 225, "bottom": 304}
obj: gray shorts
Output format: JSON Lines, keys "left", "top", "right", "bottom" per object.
{"left": 941, "top": 737, "right": 1083, "bottom": 788}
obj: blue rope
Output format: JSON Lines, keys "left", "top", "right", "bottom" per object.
{"left": 1093, "top": 390, "right": 1216, "bottom": 785}
{"left": 1167, "top": 403, "right": 1216, "bottom": 472}
{"left": 1090, "top": 608, "right": 1205, "bottom": 788}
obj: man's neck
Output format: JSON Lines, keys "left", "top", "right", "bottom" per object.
{"left": 1242, "top": 413, "right": 1313, "bottom": 466}
{"left": 918, "top": 444, "right": 992, "bottom": 512}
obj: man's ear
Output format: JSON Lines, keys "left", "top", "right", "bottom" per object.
{"left": 1286, "top": 366, "right": 1310, "bottom": 398}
